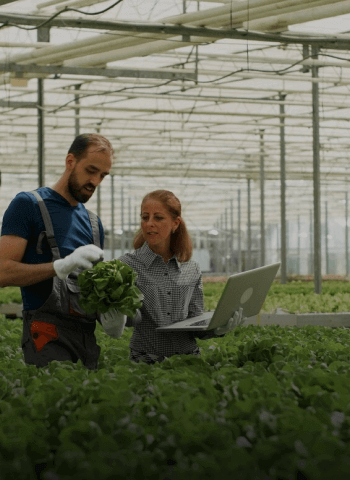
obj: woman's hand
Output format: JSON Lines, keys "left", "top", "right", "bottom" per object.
{"left": 214, "top": 307, "right": 245, "bottom": 335}
{"left": 100, "top": 308, "right": 127, "bottom": 338}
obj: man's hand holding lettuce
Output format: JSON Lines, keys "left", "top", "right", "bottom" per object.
{"left": 78, "top": 259, "right": 143, "bottom": 338}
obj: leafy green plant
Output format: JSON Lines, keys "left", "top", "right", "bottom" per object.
{"left": 77, "top": 260, "right": 143, "bottom": 317}
{"left": 3, "top": 317, "right": 350, "bottom": 479}
{"left": 203, "top": 280, "right": 350, "bottom": 313}
{"left": 0, "top": 287, "right": 22, "bottom": 305}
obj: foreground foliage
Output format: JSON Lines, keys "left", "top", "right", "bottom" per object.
{"left": 1, "top": 315, "right": 350, "bottom": 480}
{"left": 0, "top": 286, "right": 22, "bottom": 305}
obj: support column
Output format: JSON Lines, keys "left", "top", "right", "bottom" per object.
{"left": 37, "top": 27, "right": 50, "bottom": 188}
{"left": 309, "top": 209, "right": 313, "bottom": 275}
{"left": 96, "top": 128, "right": 101, "bottom": 218}
{"left": 297, "top": 215, "right": 301, "bottom": 275}
{"left": 346, "top": 191, "right": 349, "bottom": 278}
{"left": 111, "top": 175, "right": 115, "bottom": 259}
{"left": 279, "top": 93, "right": 287, "bottom": 284}
{"left": 312, "top": 46, "right": 322, "bottom": 294}
{"left": 195, "top": 0, "right": 199, "bottom": 85}
{"left": 230, "top": 198, "right": 234, "bottom": 272}
{"left": 128, "top": 196, "right": 132, "bottom": 251}
{"left": 260, "top": 129, "right": 265, "bottom": 266}
{"left": 238, "top": 189, "right": 242, "bottom": 272}
{"left": 325, "top": 201, "right": 329, "bottom": 275}
{"left": 74, "top": 84, "right": 81, "bottom": 137}
{"left": 247, "top": 178, "right": 251, "bottom": 270}
{"left": 121, "top": 181, "right": 125, "bottom": 256}
{"left": 225, "top": 207, "right": 229, "bottom": 274}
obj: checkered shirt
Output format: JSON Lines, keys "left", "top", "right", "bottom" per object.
{"left": 119, "top": 242, "right": 219, "bottom": 359}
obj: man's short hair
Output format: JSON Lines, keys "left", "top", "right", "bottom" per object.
{"left": 68, "top": 133, "right": 114, "bottom": 161}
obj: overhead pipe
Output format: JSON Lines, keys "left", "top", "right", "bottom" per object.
{"left": 3, "top": 41, "right": 350, "bottom": 87}
{"left": 0, "top": 29, "right": 127, "bottom": 65}
{"left": 36, "top": 0, "right": 67, "bottom": 9}
{"left": 63, "top": 1, "right": 337, "bottom": 66}
{"left": 35, "top": 102, "right": 350, "bottom": 123}
{"left": 0, "top": 42, "right": 50, "bottom": 48}
{"left": 53, "top": 0, "right": 109, "bottom": 10}
{"left": 64, "top": 36, "right": 208, "bottom": 67}
{"left": 23, "top": 0, "right": 331, "bottom": 68}
{"left": 39, "top": 88, "right": 350, "bottom": 110}
{"left": 207, "top": 0, "right": 343, "bottom": 28}
{"left": 96, "top": 74, "right": 350, "bottom": 97}
{"left": 216, "top": 53, "right": 350, "bottom": 70}
{"left": 10, "top": 32, "right": 139, "bottom": 66}
{"left": 161, "top": 0, "right": 325, "bottom": 27}
{"left": 2, "top": 0, "right": 241, "bottom": 66}
{"left": 243, "top": 0, "right": 350, "bottom": 32}
{"left": 7, "top": 76, "right": 350, "bottom": 111}
{"left": 22, "top": 30, "right": 183, "bottom": 66}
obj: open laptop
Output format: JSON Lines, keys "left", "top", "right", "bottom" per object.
{"left": 156, "top": 262, "right": 280, "bottom": 331}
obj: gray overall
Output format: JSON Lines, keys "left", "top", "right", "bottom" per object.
{"left": 21, "top": 190, "right": 102, "bottom": 370}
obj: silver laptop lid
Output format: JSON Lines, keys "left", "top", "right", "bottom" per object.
{"left": 206, "top": 262, "right": 280, "bottom": 330}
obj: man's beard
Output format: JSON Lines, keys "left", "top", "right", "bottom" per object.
{"left": 68, "top": 168, "right": 95, "bottom": 204}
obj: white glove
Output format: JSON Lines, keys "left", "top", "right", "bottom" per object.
{"left": 129, "top": 309, "right": 142, "bottom": 326}
{"left": 100, "top": 308, "right": 127, "bottom": 338}
{"left": 53, "top": 244, "right": 104, "bottom": 280}
{"left": 214, "top": 307, "right": 245, "bottom": 335}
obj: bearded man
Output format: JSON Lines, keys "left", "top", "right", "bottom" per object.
{"left": 0, "top": 134, "right": 113, "bottom": 369}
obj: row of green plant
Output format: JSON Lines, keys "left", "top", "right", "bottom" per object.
{"left": 0, "top": 286, "right": 22, "bottom": 305}
{"left": 1, "top": 316, "right": 350, "bottom": 479}
{"left": 1, "top": 280, "right": 350, "bottom": 314}
{"left": 204, "top": 280, "right": 350, "bottom": 313}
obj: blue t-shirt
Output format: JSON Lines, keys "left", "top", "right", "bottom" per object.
{"left": 1, "top": 187, "right": 104, "bottom": 310}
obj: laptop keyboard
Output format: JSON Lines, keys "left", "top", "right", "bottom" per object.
{"left": 190, "top": 319, "right": 209, "bottom": 326}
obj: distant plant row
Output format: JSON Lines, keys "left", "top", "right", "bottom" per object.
{"left": 1, "top": 280, "right": 350, "bottom": 315}
{"left": 204, "top": 280, "right": 350, "bottom": 313}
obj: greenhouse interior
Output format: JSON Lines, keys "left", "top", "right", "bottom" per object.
{"left": 3, "top": 3, "right": 350, "bottom": 480}
{"left": 1, "top": 0, "right": 350, "bottom": 289}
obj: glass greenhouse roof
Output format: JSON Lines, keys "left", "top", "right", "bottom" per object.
{"left": 1, "top": 0, "right": 350, "bottom": 235}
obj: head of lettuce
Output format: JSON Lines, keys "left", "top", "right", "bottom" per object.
{"left": 77, "top": 259, "right": 143, "bottom": 319}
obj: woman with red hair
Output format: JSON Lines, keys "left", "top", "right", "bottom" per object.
{"left": 115, "top": 189, "right": 241, "bottom": 364}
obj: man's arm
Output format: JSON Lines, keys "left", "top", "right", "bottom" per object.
{"left": 0, "top": 235, "right": 56, "bottom": 288}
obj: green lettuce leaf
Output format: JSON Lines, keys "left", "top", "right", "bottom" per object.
{"left": 77, "top": 259, "right": 143, "bottom": 317}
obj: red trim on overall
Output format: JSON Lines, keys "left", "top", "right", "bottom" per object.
{"left": 30, "top": 321, "right": 59, "bottom": 353}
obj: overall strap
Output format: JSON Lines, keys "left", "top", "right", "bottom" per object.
{"left": 30, "top": 190, "right": 61, "bottom": 261}
{"left": 86, "top": 209, "right": 101, "bottom": 248}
